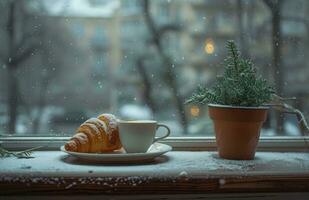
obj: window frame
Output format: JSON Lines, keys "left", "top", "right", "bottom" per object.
{"left": 1, "top": 136, "right": 308, "bottom": 152}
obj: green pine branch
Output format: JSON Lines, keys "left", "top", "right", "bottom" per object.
{"left": 0, "top": 145, "right": 42, "bottom": 158}
{"left": 186, "top": 40, "right": 274, "bottom": 107}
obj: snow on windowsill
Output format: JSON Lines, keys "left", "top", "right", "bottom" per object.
{"left": 1, "top": 151, "right": 309, "bottom": 178}
{"left": 1, "top": 151, "right": 309, "bottom": 195}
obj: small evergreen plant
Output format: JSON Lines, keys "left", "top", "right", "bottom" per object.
{"left": 186, "top": 40, "right": 274, "bottom": 107}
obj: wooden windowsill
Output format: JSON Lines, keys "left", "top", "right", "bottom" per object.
{"left": 0, "top": 151, "right": 309, "bottom": 196}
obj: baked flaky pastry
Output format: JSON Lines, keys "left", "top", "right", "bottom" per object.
{"left": 64, "top": 114, "right": 122, "bottom": 153}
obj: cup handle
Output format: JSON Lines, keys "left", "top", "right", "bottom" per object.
{"left": 153, "top": 123, "right": 170, "bottom": 143}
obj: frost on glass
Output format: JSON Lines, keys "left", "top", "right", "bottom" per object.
{"left": 0, "top": 0, "right": 308, "bottom": 136}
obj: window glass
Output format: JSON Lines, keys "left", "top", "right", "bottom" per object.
{"left": 0, "top": 0, "right": 308, "bottom": 137}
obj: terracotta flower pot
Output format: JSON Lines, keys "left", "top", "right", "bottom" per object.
{"left": 208, "top": 104, "right": 268, "bottom": 160}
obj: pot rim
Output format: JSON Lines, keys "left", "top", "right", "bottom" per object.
{"left": 208, "top": 103, "right": 269, "bottom": 110}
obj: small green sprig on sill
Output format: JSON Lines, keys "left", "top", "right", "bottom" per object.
{"left": 186, "top": 40, "right": 274, "bottom": 107}
{"left": 0, "top": 145, "right": 43, "bottom": 158}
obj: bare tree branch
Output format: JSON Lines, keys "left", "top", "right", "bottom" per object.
{"left": 142, "top": 0, "right": 188, "bottom": 134}
{"left": 10, "top": 45, "right": 39, "bottom": 67}
{"left": 267, "top": 94, "right": 309, "bottom": 135}
{"left": 262, "top": 0, "right": 285, "bottom": 134}
{"left": 5, "top": 0, "right": 42, "bottom": 133}
{"left": 158, "top": 24, "right": 181, "bottom": 36}
{"left": 136, "top": 56, "right": 157, "bottom": 112}
{"left": 17, "top": 31, "right": 41, "bottom": 50}
{"left": 263, "top": 0, "right": 284, "bottom": 10}
{"left": 263, "top": 0, "right": 276, "bottom": 10}
{"left": 143, "top": 0, "right": 161, "bottom": 50}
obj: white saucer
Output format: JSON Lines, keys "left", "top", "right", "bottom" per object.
{"left": 60, "top": 143, "right": 172, "bottom": 163}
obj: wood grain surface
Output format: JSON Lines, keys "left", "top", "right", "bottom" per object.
{"left": 1, "top": 174, "right": 309, "bottom": 195}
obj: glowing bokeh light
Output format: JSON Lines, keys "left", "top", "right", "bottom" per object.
{"left": 190, "top": 105, "right": 200, "bottom": 117}
{"left": 204, "top": 39, "right": 215, "bottom": 54}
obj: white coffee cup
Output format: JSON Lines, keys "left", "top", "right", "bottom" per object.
{"left": 118, "top": 120, "right": 170, "bottom": 153}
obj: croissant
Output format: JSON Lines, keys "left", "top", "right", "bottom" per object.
{"left": 64, "top": 114, "right": 122, "bottom": 153}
